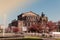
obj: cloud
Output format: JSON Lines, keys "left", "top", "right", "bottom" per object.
{"left": 0, "top": 0, "right": 37, "bottom": 20}
{"left": 0, "top": 0, "right": 37, "bottom": 25}
{"left": 0, "top": 0, "right": 37, "bottom": 17}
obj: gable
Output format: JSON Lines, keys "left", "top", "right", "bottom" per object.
{"left": 22, "top": 11, "right": 39, "bottom": 17}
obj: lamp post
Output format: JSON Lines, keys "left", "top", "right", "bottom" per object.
{"left": 3, "top": 14, "right": 7, "bottom": 36}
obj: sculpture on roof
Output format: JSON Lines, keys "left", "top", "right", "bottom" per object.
{"left": 40, "top": 12, "right": 48, "bottom": 24}
{"left": 41, "top": 12, "right": 45, "bottom": 17}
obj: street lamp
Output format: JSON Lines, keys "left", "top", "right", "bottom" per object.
{"left": 3, "top": 14, "right": 7, "bottom": 36}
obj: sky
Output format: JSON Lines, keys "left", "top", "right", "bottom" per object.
{"left": 0, "top": 0, "right": 60, "bottom": 27}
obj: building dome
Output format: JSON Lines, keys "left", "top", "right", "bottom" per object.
{"left": 22, "top": 11, "right": 39, "bottom": 17}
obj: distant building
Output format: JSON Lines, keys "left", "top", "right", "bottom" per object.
{"left": 18, "top": 11, "right": 40, "bottom": 27}
{"left": 57, "top": 21, "right": 60, "bottom": 32}
{"left": 17, "top": 11, "right": 48, "bottom": 32}
{"left": 9, "top": 11, "right": 56, "bottom": 33}
{"left": 0, "top": 25, "right": 4, "bottom": 33}
{"left": 8, "top": 19, "right": 18, "bottom": 32}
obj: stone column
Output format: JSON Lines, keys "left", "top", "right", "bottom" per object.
{"left": 18, "top": 20, "right": 23, "bottom": 33}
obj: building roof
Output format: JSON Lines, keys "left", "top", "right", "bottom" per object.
{"left": 18, "top": 11, "right": 39, "bottom": 17}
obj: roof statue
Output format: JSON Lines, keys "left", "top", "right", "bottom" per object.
{"left": 41, "top": 12, "right": 45, "bottom": 17}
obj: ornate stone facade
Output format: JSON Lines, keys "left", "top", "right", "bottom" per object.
{"left": 8, "top": 11, "right": 49, "bottom": 33}
{"left": 17, "top": 11, "right": 48, "bottom": 32}
{"left": 18, "top": 11, "right": 40, "bottom": 27}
